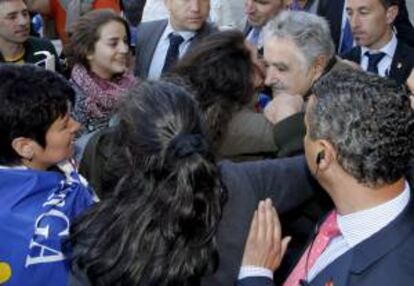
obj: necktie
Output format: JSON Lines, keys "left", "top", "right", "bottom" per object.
{"left": 340, "top": 19, "right": 353, "bottom": 54}
{"left": 248, "top": 27, "right": 261, "bottom": 47}
{"left": 366, "top": 52, "right": 386, "bottom": 75}
{"left": 283, "top": 211, "right": 340, "bottom": 286}
{"left": 162, "top": 33, "right": 184, "bottom": 74}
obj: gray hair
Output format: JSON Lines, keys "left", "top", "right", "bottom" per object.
{"left": 264, "top": 10, "right": 335, "bottom": 70}
{"left": 308, "top": 69, "right": 414, "bottom": 187}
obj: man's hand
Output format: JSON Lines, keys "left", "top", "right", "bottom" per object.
{"left": 264, "top": 93, "right": 304, "bottom": 124}
{"left": 241, "top": 198, "right": 291, "bottom": 271}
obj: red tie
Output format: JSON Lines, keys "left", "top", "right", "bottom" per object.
{"left": 283, "top": 210, "right": 340, "bottom": 286}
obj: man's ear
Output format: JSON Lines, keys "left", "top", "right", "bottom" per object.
{"left": 386, "top": 5, "right": 399, "bottom": 25}
{"left": 317, "top": 139, "right": 337, "bottom": 171}
{"left": 11, "top": 137, "right": 37, "bottom": 160}
{"left": 310, "top": 55, "right": 328, "bottom": 83}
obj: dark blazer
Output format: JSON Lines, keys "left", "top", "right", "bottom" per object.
{"left": 201, "top": 157, "right": 324, "bottom": 286}
{"left": 317, "top": 0, "right": 414, "bottom": 51}
{"left": 301, "top": 181, "right": 414, "bottom": 286}
{"left": 133, "top": 19, "right": 217, "bottom": 79}
{"left": 239, "top": 172, "right": 414, "bottom": 286}
{"left": 341, "top": 40, "right": 414, "bottom": 85}
{"left": 237, "top": 276, "right": 275, "bottom": 286}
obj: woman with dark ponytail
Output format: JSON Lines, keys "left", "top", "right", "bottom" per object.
{"left": 70, "top": 81, "right": 223, "bottom": 285}
{"left": 70, "top": 80, "right": 313, "bottom": 286}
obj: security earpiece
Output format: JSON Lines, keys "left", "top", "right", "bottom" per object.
{"left": 316, "top": 150, "right": 325, "bottom": 165}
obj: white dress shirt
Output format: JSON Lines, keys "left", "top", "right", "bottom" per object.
{"left": 360, "top": 33, "right": 398, "bottom": 77}
{"left": 147, "top": 23, "right": 195, "bottom": 80}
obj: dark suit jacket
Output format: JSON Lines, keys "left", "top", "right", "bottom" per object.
{"left": 301, "top": 182, "right": 414, "bottom": 286}
{"left": 237, "top": 276, "right": 275, "bottom": 286}
{"left": 133, "top": 19, "right": 217, "bottom": 79}
{"left": 200, "top": 156, "right": 323, "bottom": 286}
{"left": 239, "top": 173, "right": 414, "bottom": 286}
{"left": 317, "top": 0, "right": 414, "bottom": 51}
{"left": 341, "top": 40, "right": 414, "bottom": 85}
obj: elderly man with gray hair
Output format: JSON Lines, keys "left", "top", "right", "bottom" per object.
{"left": 262, "top": 10, "right": 353, "bottom": 158}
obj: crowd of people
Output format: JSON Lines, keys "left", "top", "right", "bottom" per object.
{"left": 1, "top": 0, "right": 414, "bottom": 285}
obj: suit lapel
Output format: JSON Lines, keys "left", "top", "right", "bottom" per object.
{"left": 341, "top": 46, "right": 361, "bottom": 64}
{"left": 308, "top": 173, "right": 414, "bottom": 286}
{"left": 348, "top": 187, "right": 414, "bottom": 275}
{"left": 142, "top": 20, "right": 168, "bottom": 78}
{"left": 243, "top": 22, "right": 252, "bottom": 37}
{"left": 389, "top": 41, "right": 412, "bottom": 85}
{"left": 188, "top": 22, "right": 217, "bottom": 52}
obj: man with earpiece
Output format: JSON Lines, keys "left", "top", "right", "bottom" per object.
{"left": 241, "top": 68, "right": 414, "bottom": 286}
{"left": 289, "top": 68, "right": 414, "bottom": 286}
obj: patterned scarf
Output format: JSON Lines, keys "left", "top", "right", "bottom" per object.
{"left": 71, "top": 64, "right": 137, "bottom": 118}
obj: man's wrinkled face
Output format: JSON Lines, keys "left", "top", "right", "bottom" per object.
{"left": 245, "top": 0, "right": 284, "bottom": 27}
{"left": 264, "top": 36, "right": 314, "bottom": 96}
{"left": 165, "top": 0, "right": 210, "bottom": 31}
{"left": 0, "top": 0, "right": 30, "bottom": 45}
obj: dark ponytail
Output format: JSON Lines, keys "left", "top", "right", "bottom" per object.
{"left": 70, "top": 81, "right": 224, "bottom": 285}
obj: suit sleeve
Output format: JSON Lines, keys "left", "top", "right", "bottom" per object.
{"left": 236, "top": 277, "right": 274, "bottom": 286}
{"left": 272, "top": 112, "right": 305, "bottom": 158}
{"left": 218, "top": 108, "right": 278, "bottom": 158}
{"left": 221, "top": 156, "right": 320, "bottom": 214}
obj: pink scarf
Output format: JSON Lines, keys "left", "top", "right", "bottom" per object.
{"left": 71, "top": 64, "right": 137, "bottom": 118}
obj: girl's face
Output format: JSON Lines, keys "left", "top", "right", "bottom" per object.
{"left": 87, "top": 20, "right": 130, "bottom": 80}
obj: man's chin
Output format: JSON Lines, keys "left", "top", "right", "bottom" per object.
{"left": 12, "top": 36, "right": 29, "bottom": 44}
{"left": 247, "top": 18, "right": 263, "bottom": 28}
{"left": 272, "top": 88, "right": 287, "bottom": 96}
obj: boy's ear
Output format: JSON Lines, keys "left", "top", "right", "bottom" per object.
{"left": 11, "top": 137, "right": 36, "bottom": 160}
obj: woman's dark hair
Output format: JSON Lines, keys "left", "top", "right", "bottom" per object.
{"left": 0, "top": 64, "right": 75, "bottom": 165}
{"left": 71, "top": 81, "right": 224, "bottom": 285}
{"left": 64, "top": 9, "right": 131, "bottom": 70}
{"left": 171, "top": 30, "right": 255, "bottom": 148}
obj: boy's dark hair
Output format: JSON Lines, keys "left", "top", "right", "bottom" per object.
{"left": 0, "top": 64, "right": 75, "bottom": 165}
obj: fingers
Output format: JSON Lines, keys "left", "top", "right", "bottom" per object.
{"left": 280, "top": 236, "right": 292, "bottom": 261}
{"left": 241, "top": 198, "right": 290, "bottom": 271}
{"left": 246, "top": 210, "right": 258, "bottom": 247}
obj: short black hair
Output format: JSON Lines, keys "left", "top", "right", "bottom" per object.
{"left": 0, "top": 64, "right": 75, "bottom": 165}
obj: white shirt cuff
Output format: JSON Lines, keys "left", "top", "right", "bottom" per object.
{"left": 238, "top": 265, "right": 273, "bottom": 280}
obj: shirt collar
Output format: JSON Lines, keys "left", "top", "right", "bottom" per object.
{"left": 163, "top": 21, "right": 196, "bottom": 43}
{"left": 337, "top": 181, "right": 410, "bottom": 247}
{"left": 361, "top": 33, "right": 398, "bottom": 58}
